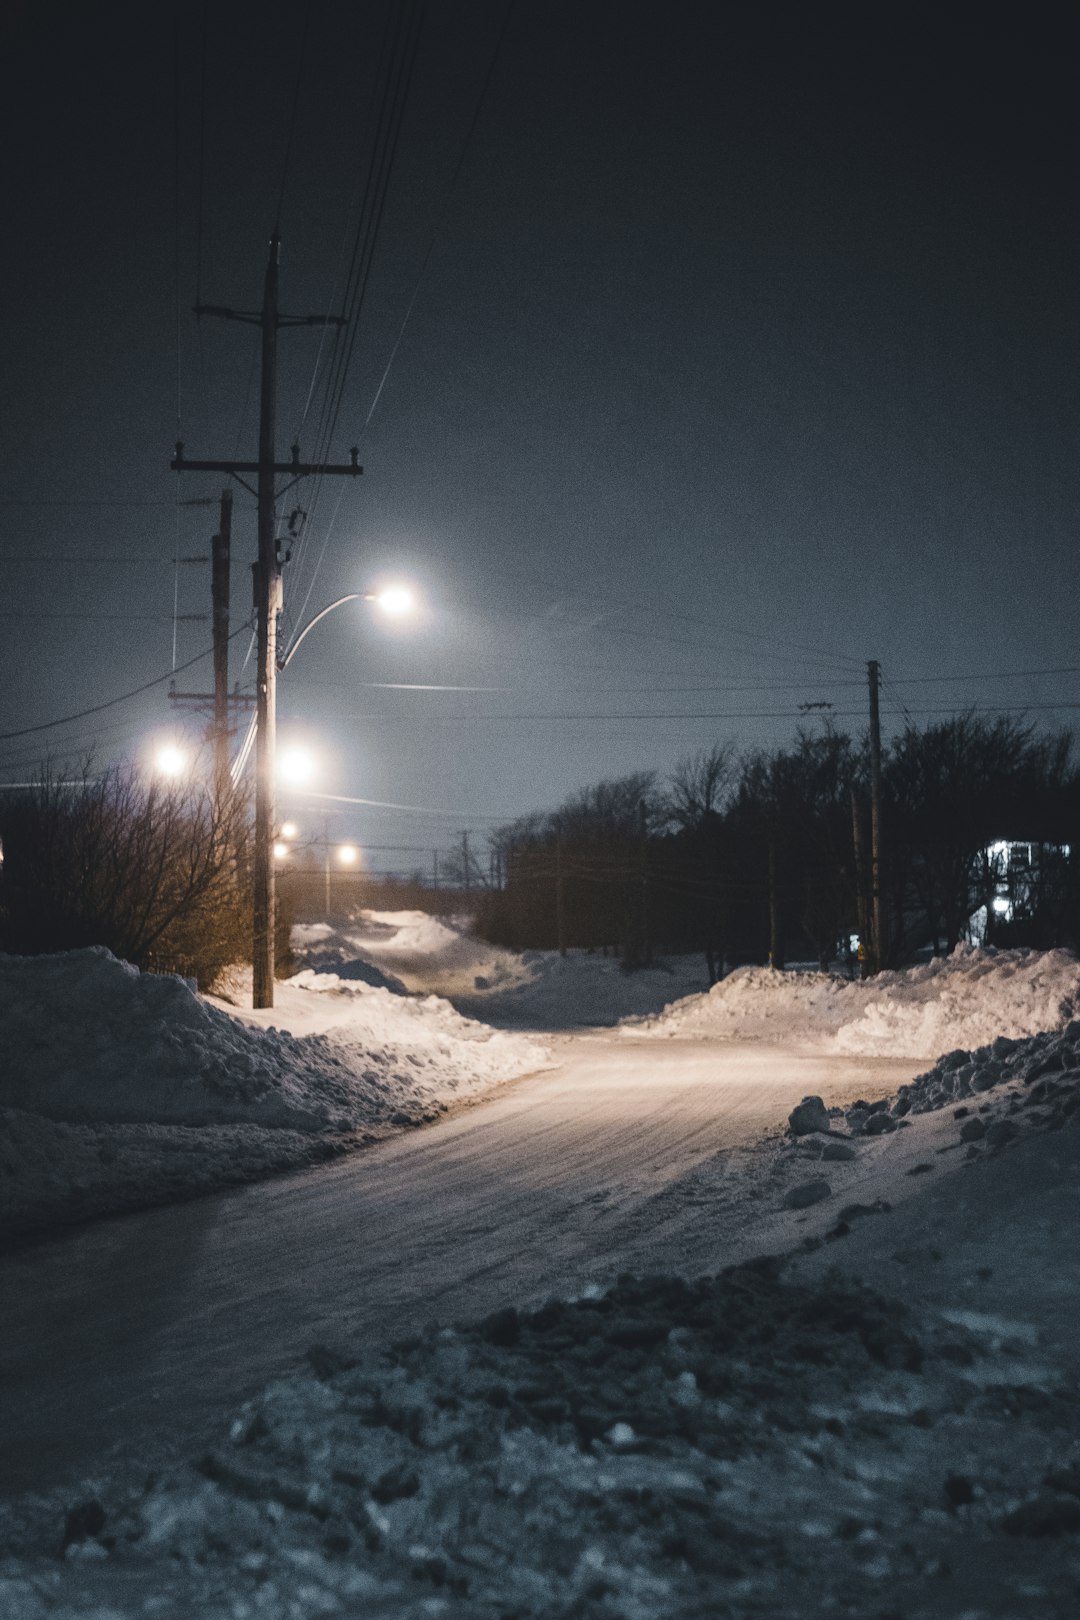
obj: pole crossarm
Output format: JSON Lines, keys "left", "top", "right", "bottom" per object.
{"left": 172, "top": 442, "right": 362, "bottom": 478}
{"left": 195, "top": 305, "right": 348, "bottom": 331}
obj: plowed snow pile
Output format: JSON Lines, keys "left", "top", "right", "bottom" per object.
{"left": 629, "top": 944, "right": 1080, "bottom": 1059}
{"left": 0, "top": 948, "right": 546, "bottom": 1240}
{"left": 294, "top": 912, "right": 709, "bottom": 1027}
{"left": 293, "top": 912, "right": 530, "bottom": 999}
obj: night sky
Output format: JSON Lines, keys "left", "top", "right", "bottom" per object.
{"left": 2, "top": 2, "right": 1078, "bottom": 870}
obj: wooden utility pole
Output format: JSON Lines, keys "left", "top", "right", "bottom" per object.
{"left": 768, "top": 839, "right": 781, "bottom": 968}
{"left": 461, "top": 830, "right": 471, "bottom": 894}
{"left": 851, "top": 787, "right": 869, "bottom": 979}
{"left": 172, "top": 232, "right": 361, "bottom": 1008}
{"left": 211, "top": 489, "right": 232, "bottom": 797}
{"left": 639, "top": 798, "right": 651, "bottom": 965}
{"left": 555, "top": 834, "right": 566, "bottom": 956}
{"left": 868, "top": 658, "right": 884, "bottom": 973}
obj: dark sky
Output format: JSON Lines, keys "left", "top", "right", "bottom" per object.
{"left": 2, "top": 2, "right": 1078, "bottom": 869}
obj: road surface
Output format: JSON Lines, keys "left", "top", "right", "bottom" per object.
{"left": 0, "top": 1032, "right": 922, "bottom": 1495}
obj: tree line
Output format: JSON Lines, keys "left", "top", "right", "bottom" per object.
{"left": 472, "top": 716, "right": 1080, "bottom": 975}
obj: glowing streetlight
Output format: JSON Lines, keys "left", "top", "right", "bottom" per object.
{"left": 155, "top": 744, "right": 187, "bottom": 778}
{"left": 279, "top": 821, "right": 299, "bottom": 840}
{"left": 273, "top": 840, "right": 290, "bottom": 861}
{"left": 337, "top": 843, "right": 360, "bottom": 865}
{"left": 374, "top": 585, "right": 414, "bottom": 616}
{"left": 277, "top": 746, "right": 315, "bottom": 787}
{"left": 277, "top": 583, "right": 417, "bottom": 671}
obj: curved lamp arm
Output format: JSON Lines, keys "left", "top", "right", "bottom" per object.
{"left": 278, "top": 593, "right": 374, "bottom": 671}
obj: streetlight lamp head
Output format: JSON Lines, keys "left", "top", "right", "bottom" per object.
{"left": 155, "top": 744, "right": 186, "bottom": 778}
{"left": 277, "top": 746, "right": 315, "bottom": 787}
{"left": 375, "top": 585, "right": 414, "bottom": 616}
{"left": 279, "top": 821, "right": 298, "bottom": 840}
{"left": 273, "top": 841, "right": 289, "bottom": 860}
{"left": 337, "top": 843, "right": 360, "bottom": 866}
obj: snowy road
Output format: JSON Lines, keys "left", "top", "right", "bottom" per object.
{"left": 0, "top": 1033, "right": 922, "bottom": 1496}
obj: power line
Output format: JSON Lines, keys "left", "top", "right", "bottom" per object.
{"left": 0, "top": 624, "right": 252, "bottom": 741}
{"left": 0, "top": 612, "right": 209, "bottom": 622}
{"left": 283, "top": 702, "right": 1080, "bottom": 724}
{"left": 0, "top": 498, "right": 183, "bottom": 508}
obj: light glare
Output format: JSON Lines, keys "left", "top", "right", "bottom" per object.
{"left": 278, "top": 746, "right": 315, "bottom": 787}
{"left": 155, "top": 745, "right": 186, "bottom": 778}
{"left": 273, "top": 841, "right": 289, "bottom": 860}
{"left": 375, "top": 586, "right": 414, "bottom": 616}
{"left": 338, "top": 843, "right": 359, "bottom": 866}
{"left": 279, "top": 821, "right": 298, "bottom": 840}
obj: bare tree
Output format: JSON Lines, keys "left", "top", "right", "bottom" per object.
{"left": 0, "top": 760, "right": 252, "bottom": 988}
{"left": 662, "top": 743, "right": 738, "bottom": 832}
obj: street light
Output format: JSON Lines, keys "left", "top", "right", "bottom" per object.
{"left": 155, "top": 744, "right": 187, "bottom": 778}
{"left": 246, "top": 583, "right": 416, "bottom": 1007}
{"left": 279, "top": 820, "right": 298, "bottom": 840}
{"left": 277, "top": 745, "right": 316, "bottom": 787}
{"left": 276, "top": 586, "right": 417, "bottom": 672}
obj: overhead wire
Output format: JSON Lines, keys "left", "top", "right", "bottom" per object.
{"left": 0, "top": 624, "right": 253, "bottom": 742}
{"left": 287, "top": 0, "right": 428, "bottom": 629}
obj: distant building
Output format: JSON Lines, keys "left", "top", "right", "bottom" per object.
{"left": 969, "top": 838, "right": 1071, "bottom": 944}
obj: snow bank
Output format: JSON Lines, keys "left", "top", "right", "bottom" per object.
{"left": 293, "top": 912, "right": 530, "bottom": 999}
{"left": 6, "top": 1237, "right": 1080, "bottom": 1619}
{"left": 839, "top": 1018, "right": 1080, "bottom": 1144}
{"left": 630, "top": 945, "right": 1080, "bottom": 1060}
{"left": 0, "top": 948, "right": 547, "bottom": 1240}
{"left": 293, "top": 912, "right": 709, "bottom": 1027}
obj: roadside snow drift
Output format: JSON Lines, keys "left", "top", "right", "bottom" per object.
{"left": 0, "top": 948, "right": 546, "bottom": 1240}
{"left": 293, "top": 912, "right": 530, "bottom": 1000}
{"left": 630, "top": 944, "right": 1080, "bottom": 1059}
{"left": 293, "top": 912, "right": 709, "bottom": 1027}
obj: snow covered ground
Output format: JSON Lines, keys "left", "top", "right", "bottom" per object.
{"left": 2, "top": 1039, "right": 1079, "bottom": 1618}
{"left": 0, "top": 948, "right": 547, "bottom": 1243}
{"left": 628, "top": 943, "right": 1080, "bottom": 1058}
{"left": 4, "top": 925, "right": 1080, "bottom": 1613}
{"left": 292, "top": 911, "right": 709, "bottom": 1027}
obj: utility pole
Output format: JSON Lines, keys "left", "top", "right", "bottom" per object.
{"left": 167, "top": 490, "right": 252, "bottom": 800}
{"left": 432, "top": 849, "right": 439, "bottom": 893}
{"left": 768, "top": 839, "right": 780, "bottom": 968}
{"left": 868, "top": 659, "right": 884, "bottom": 974}
{"left": 850, "top": 787, "right": 869, "bottom": 979}
{"left": 555, "top": 834, "right": 566, "bottom": 957}
{"left": 211, "top": 489, "right": 232, "bottom": 798}
{"left": 639, "top": 798, "right": 651, "bottom": 965}
{"left": 461, "top": 830, "right": 471, "bottom": 895}
{"left": 172, "top": 233, "right": 361, "bottom": 1008}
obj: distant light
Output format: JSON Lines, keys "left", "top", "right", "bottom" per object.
{"left": 273, "top": 841, "right": 290, "bottom": 860}
{"left": 279, "top": 821, "right": 299, "bottom": 840}
{"left": 375, "top": 586, "right": 414, "bottom": 616}
{"left": 337, "top": 843, "right": 359, "bottom": 866}
{"left": 155, "top": 745, "right": 186, "bottom": 778}
{"left": 278, "top": 746, "right": 315, "bottom": 787}
{"left": 992, "top": 896, "right": 1011, "bottom": 915}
